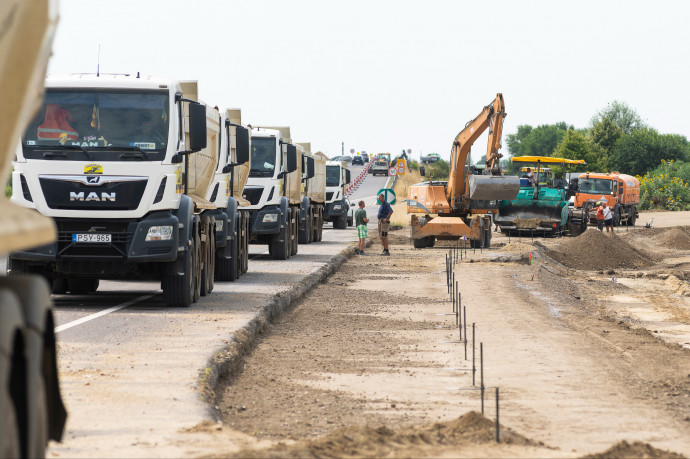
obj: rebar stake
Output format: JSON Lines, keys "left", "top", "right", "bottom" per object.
{"left": 496, "top": 387, "right": 500, "bottom": 443}
{"left": 480, "top": 342, "right": 484, "bottom": 414}
{"left": 472, "top": 323, "right": 476, "bottom": 386}
{"left": 463, "top": 307, "right": 467, "bottom": 359}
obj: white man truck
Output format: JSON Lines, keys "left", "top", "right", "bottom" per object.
{"left": 243, "top": 126, "right": 300, "bottom": 259}
{"left": 1, "top": 0, "right": 67, "bottom": 455}
{"left": 296, "top": 142, "right": 326, "bottom": 243}
{"left": 9, "top": 75, "right": 221, "bottom": 308}
{"left": 324, "top": 160, "right": 351, "bottom": 229}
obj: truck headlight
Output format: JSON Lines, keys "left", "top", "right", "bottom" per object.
{"left": 145, "top": 225, "right": 174, "bottom": 241}
{"left": 333, "top": 204, "right": 342, "bottom": 210}
{"left": 262, "top": 213, "right": 278, "bottom": 223}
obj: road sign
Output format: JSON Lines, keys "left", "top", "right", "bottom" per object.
{"left": 376, "top": 188, "right": 396, "bottom": 205}
{"left": 396, "top": 158, "right": 406, "bottom": 176}
{"left": 388, "top": 167, "right": 397, "bottom": 177}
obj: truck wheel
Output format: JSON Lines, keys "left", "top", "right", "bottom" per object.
{"left": 299, "top": 212, "right": 312, "bottom": 244}
{"left": 68, "top": 278, "right": 99, "bottom": 294}
{"left": 413, "top": 238, "right": 427, "bottom": 249}
{"left": 162, "top": 242, "right": 194, "bottom": 307}
{"left": 241, "top": 214, "right": 249, "bottom": 274}
{"left": 216, "top": 236, "right": 238, "bottom": 281}
{"left": 291, "top": 211, "right": 299, "bottom": 256}
{"left": 334, "top": 213, "right": 347, "bottom": 229}
{"left": 51, "top": 278, "right": 68, "bottom": 294}
{"left": 193, "top": 225, "right": 201, "bottom": 303}
{"left": 628, "top": 212, "right": 636, "bottom": 226}
{"left": 347, "top": 215, "right": 353, "bottom": 227}
{"left": 426, "top": 236, "right": 436, "bottom": 247}
{"left": 29, "top": 377, "right": 49, "bottom": 459}
{"left": 270, "top": 219, "right": 290, "bottom": 260}
{"left": 200, "top": 218, "right": 215, "bottom": 296}
{"left": 0, "top": 399, "right": 20, "bottom": 458}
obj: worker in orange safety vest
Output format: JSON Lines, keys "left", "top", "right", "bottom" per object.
{"left": 37, "top": 104, "right": 79, "bottom": 143}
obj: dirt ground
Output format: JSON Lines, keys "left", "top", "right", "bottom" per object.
{"left": 206, "top": 217, "right": 690, "bottom": 458}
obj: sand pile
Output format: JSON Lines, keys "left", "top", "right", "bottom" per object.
{"left": 545, "top": 230, "right": 655, "bottom": 271}
{"left": 231, "top": 412, "right": 535, "bottom": 458}
{"left": 499, "top": 242, "right": 537, "bottom": 254}
{"left": 653, "top": 227, "right": 690, "bottom": 250}
{"left": 582, "top": 440, "right": 686, "bottom": 459}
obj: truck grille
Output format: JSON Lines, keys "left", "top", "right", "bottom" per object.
{"left": 55, "top": 219, "right": 131, "bottom": 260}
{"left": 242, "top": 187, "right": 263, "bottom": 206}
{"left": 39, "top": 176, "right": 147, "bottom": 211}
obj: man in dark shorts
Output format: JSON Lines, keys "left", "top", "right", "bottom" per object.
{"left": 377, "top": 193, "right": 393, "bottom": 256}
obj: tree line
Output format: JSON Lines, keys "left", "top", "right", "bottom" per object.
{"left": 502, "top": 101, "right": 690, "bottom": 177}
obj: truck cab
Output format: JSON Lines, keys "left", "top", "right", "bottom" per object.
{"left": 244, "top": 126, "right": 299, "bottom": 259}
{"left": 575, "top": 172, "right": 640, "bottom": 226}
{"left": 325, "top": 161, "right": 351, "bottom": 229}
{"left": 10, "top": 74, "right": 211, "bottom": 307}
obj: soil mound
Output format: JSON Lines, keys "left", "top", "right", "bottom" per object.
{"left": 582, "top": 440, "right": 686, "bottom": 459}
{"left": 231, "top": 411, "right": 536, "bottom": 458}
{"left": 499, "top": 242, "right": 536, "bottom": 254}
{"left": 545, "top": 230, "right": 655, "bottom": 271}
{"left": 654, "top": 227, "right": 690, "bottom": 250}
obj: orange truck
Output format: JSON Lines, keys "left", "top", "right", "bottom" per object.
{"left": 573, "top": 172, "right": 640, "bottom": 226}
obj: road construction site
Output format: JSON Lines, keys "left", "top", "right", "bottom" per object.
{"left": 211, "top": 215, "right": 690, "bottom": 458}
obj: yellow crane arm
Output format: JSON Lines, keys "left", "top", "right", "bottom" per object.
{"left": 446, "top": 93, "right": 505, "bottom": 208}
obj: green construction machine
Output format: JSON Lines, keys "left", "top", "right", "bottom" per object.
{"left": 494, "top": 156, "right": 589, "bottom": 237}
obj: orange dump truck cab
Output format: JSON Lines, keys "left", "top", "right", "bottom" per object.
{"left": 575, "top": 172, "right": 640, "bottom": 226}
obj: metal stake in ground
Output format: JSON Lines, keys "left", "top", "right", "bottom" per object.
{"left": 458, "top": 292, "right": 462, "bottom": 340}
{"left": 455, "top": 282, "right": 459, "bottom": 326}
{"left": 445, "top": 253, "right": 449, "bottom": 292}
{"left": 480, "top": 342, "right": 484, "bottom": 414}
{"left": 496, "top": 387, "right": 500, "bottom": 443}
{"left": 472, "top": 323, "right": 476, "bottom": 386}
{"left": 464, "top": 307, "right": 467, "bottom": 359}
{"left": 451, "top": 272, "right": 455, "bottom": 303}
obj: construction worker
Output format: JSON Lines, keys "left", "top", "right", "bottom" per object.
{"left": 377, "top": 193, "right": 393, "bottom": 256}
{"left": 37, "top": 103, "right": 79, "bottom": 144}
{"left": 603, "top": 202, "right": 614, "bottom": 233}
{"left": 595, "top": 201, "right": 605, "bottom": 231}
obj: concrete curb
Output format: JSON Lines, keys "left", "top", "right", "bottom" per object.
{"left": 199, "top": 241, "right": 366, "bottom": 416}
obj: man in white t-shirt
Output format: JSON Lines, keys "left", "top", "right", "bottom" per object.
{"left": 603, "top": 202, "right": 614, "bottom": 233}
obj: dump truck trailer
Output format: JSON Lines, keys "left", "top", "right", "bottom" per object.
{"left": 0, "top": 0, "right": 67, "bottom": 455}
{"left": 10, "top": 75, "right": 218, "bottom": 308}
{"left": 297, "top": 142, "right": 326, "bottom": 243}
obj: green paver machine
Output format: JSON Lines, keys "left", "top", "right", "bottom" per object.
{"left": 494, "top": 156, "right": 588, "bottom": 237}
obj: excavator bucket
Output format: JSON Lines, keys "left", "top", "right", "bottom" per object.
{"left": 469, "top": 175, "right": 521, "bottom": 200}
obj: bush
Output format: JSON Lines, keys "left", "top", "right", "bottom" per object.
{"left": 425, "top": 159, "right": 449, "bottom": 180}
{"left": 639, "top": 159, "right": 690, "bottom": 211}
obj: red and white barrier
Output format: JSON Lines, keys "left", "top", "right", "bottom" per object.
{"left": 345, "top": 162, "right": 372, "bottom": 196}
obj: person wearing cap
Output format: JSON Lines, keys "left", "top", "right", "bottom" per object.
{"left": 595, "top": 201, "right": 605, "bottom": 231}
{"left": 377, "top": 193, "right": 393, "bottom": 256}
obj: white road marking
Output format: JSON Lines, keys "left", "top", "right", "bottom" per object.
{"left": 55, "top": 294, "right": 155, "bottom": 333}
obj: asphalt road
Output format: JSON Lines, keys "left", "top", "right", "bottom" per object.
{"left": 46, "top": 166, "right": 389, "bottom": 457}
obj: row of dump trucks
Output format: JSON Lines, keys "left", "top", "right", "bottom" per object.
{"left": 0, "top": 0, "right": 355, "bottom": 456}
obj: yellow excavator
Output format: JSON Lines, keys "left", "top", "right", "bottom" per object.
{"left": 407, "top": 93, "right": 520, "bottom": 248}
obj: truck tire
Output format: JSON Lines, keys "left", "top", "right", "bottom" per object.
{"left": 67, "top": 278, "right": 99, "bottom": 295}
{"left": 29, "top": 377, "right": 49, "bottom": 459}
{"left": 334, "top": 213, "right": 347, "bottom": 229}
{"left": 162, "top": 240, "right": 195, "bottom": 307}
{"left": 291, "top": 211, "right": 299, "bottom": 256}
{"left": 628, "top": 211, "right": 637, "bottom": 226}
{"left": 270, "top": 219, "right": 290, "bottom": 260}
{"left": 426, "top": 236, "right": 436, "bottom": 247}
{"left": 192, "top": 224, "right": 201, "bottom": 303}
{"left": 413, "top": 238, "right": 427, "bottom": 249}
{"left": 216, "top": 236, "right": 238, "bottom": 281}
{"left": 299, "top": 210, "right": 312, "bottom": 244}
{"left": 0, "top": 399, "right": 20, "bottom": 458}
{"left": 51, "top": 278, "right": 68, "bottom": 294}
{"left": 200, "top": 217, "right": 215, "bottom": 297}
{"left": 241, "top": 213, "right": 249, "bottom": 274}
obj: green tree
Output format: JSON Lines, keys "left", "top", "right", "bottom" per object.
{"left": 506, "top": 122, "right": 571, "bottom": 158}
{"left": 609, "top": 128, "right": 690, "bottom": 176}
{"left": 590, "top": 100, "right": 645, "bottom": 134}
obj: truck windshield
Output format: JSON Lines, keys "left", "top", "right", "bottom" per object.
{"left": 326, "top": 165, "right": 340, "bottom": 187}
{"left": 250, "top": 137, "right": 276, "bottom": 177}
{"left": 22, "top": 89, "right": 169, "bottom": 161}
{"left": 579, "top": 178, "right": 612, "bottom": 194}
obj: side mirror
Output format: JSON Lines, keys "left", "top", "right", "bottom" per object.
{"left": 345, "top": 169, "right": 351, "bottom": 184}
{"left": 306, "top": 157, "right": 315, "bottom": 179}
{"left": 618, "top": 187, "right": 623, "bottom": 194}
{"left": 235, "top": 126, "right": 250, "bottom": 165}
{"left": 420, "top": 166, "right": 425, "bottom": 177}
{"left": 188, "top": 102, "right": 207, "bottom": 152}
{"left": 285, "top": 144, "right": 297, "bottom": 173}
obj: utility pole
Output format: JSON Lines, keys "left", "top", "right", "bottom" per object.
{"left": 341, "top": 142, "right": 344, "bottom": 156}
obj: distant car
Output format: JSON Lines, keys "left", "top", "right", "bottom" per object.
{"left": 362, "top": 155, "right": 369, "bottom": 163}
{"left": 352, "top": 155, "right": 364, "bottom": 165}
{"left": 330, "top": 155, "right": 352, "bottom": 164}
